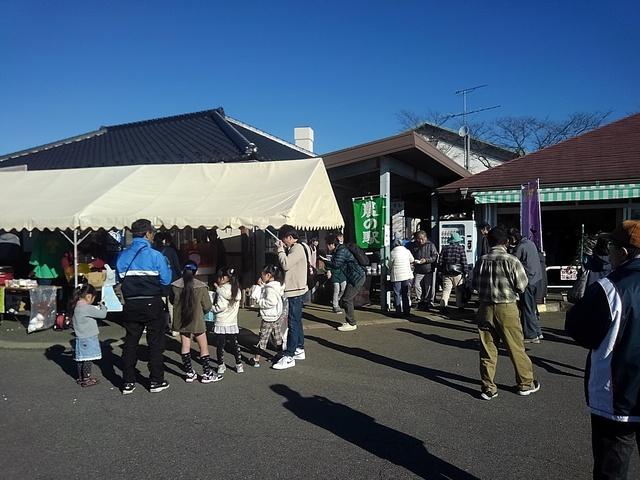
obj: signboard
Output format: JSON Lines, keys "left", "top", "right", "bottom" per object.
{"left": 352, "top": 196, "right": 386, "bottom": 249}
{"left": 560, "top": 266, "right": 578, "bottom": 281}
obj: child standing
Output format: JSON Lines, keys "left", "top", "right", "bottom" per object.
{"left": 249, "top": 265, "right": 285, "bottom": 367}
{"left": 213, "top": 267, "right": 243, "bottom": 374}
{"left": 171, "top": 261, "right": 222, "bottom": 384}
{"left": 69, "top": 284, "right": 107, "bottom": 387}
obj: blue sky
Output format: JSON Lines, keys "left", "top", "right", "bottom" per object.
{"left": 1, "top": 0, "right": 638, "bottom": 155}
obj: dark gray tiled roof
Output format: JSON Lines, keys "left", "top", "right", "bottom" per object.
{"left": 0, "top": 108, "right": 313, "bottom": 170}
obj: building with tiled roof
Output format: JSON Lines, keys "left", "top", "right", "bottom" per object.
{"left": 438, "top": 113, "right": 640, "bottom": 266}
{"left": 0, "top": 108, "right": 314, "bottom": 170}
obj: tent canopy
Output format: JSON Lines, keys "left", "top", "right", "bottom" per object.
{"left": 0, "top": 158, "right": 344, "bottom": 231}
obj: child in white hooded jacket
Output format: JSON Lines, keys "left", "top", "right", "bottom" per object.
{"left": 249, "top": 264, "right": 286, "bottom": 367}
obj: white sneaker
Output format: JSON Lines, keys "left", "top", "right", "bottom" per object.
{"left": 337, "top": 323, "right": 357, "bottom": 332}
{"left": 217, "top": 364, "right": 226, "bottom": 375}
{"left": 293, "top": 348, "right": 306, "bottom": 360}
{"left": 236, "top": 364, "right": 244, "bottom": 374}
{"left": 272, "top": 356, "right": 296, "bottom": 370}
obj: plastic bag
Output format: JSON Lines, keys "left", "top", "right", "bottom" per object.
{"left": 27, "top": 286, "right": 57, "bottom": 333}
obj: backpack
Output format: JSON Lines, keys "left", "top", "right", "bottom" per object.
{"left": 346, "top": 243, "right": 370, "bottom": 266}
{"left": 300, "top": 242, "right": 317, "bottom": 290}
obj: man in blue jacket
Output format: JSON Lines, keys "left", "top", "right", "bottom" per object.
{"left": 116, "top": 219, "right": 172, "bottom": 395}
{"left": 566, "top": 220, "right": 640, "bottom": 479}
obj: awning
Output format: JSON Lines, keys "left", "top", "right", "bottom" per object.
{"left": 0, "top": 158, "right": 344, "bottom": 231}
{"left": 472, "top": 183, "right": 640, "bottom": 204}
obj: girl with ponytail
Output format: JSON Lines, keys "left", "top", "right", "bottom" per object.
{"left": 171, "top": 261, "right": 221, "bottom": 384}
{"left": 69, "top": 283, "right": 107, "bottom": 387}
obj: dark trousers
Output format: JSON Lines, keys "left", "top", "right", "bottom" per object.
{"left": 393, "top": 279, "right": 412, "bottom": 315}
{"left": 342, "top": 276, "right": 366, "bottom": 326}
{"left": 216, "top": 333, "right": 242, "bottom": 365}
{"left": 592, "top": 414, "right": 640, "bottom": 479}
{"left": 520, "top": 282, "right": 542, "bottom": 339}
{"left": 122, "top": 297, "right": 166, "bottom": 383}
{"left": 284, "top": 294, "right": 305, "bottom": 356}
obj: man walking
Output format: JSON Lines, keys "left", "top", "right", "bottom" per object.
{"left": 116, "top": 219, "right": 172, "bottom": 394}
{"left": 409, "top": 231, "right": 438, "bottom": 310}
{"left": 508, "top": 228, "right": 544, "bottom": 343}
{"left": 273, "top": 225, "right": 308, "bottom": 370}
{"left": 472, "top": 227, "right": 540, "bottom": 400}
{"left": 324, "top": 234, "right": 365, "bottom": 331}
{"left": 566, "top": 220, "right": 640, "bottom": 479}
{"left": 438, "top": 232, "right": 468, "bottom": 313}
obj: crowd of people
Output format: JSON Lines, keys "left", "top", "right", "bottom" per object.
{"left": 60, "top": 216, "right": 640, "bottom": 478}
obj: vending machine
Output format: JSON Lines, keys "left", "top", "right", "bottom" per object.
{"left": 438, "top": 220, "right": 478, "bottom": 267}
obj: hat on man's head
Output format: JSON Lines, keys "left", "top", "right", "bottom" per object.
{"left": 449, "top": 232, "right": 463, "bottom": 244}
{"left": 601, "top": 220, "right": 640, "bottom": 249}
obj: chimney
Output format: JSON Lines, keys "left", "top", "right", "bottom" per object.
{"left": 294, "top": 126, "right": 314, "bottom": 152}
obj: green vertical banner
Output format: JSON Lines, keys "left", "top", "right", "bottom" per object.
{"left": 352, "top": 196, "right": 386, "bottom": 248}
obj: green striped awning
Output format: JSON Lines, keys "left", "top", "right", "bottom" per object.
{"left": 472, "top": 183, "right": 640, "bottom": 204}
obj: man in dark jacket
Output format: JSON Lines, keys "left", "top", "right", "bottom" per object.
{"left": 325, "top": 234, "right": 365, "bottom": 331}
{"left": 477, "top": 222, "right": 491, "bottom": 259}
{"left": 116, "top": 219, "right": 172, "bottom": 395}
{"left": 508, "top": 228, "right": 544, "bottom": 343}
{"left": 409, "top": 231, "right": 438, "bottom": 309}
{"left": 566, "top": 220, "right": 640, "bottom": 479}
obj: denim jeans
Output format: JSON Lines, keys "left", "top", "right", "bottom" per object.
{"left": 519, "top": 282, "right": 542, "bottom": 338}
{"left": 392, "top": 280, "right": 412, "bottom": 315}
{"left": 122, "top": 297, "right": 166, "bottom": 383}
{"left": 414, "top": 272, "right": 435, "bottom": 305}
{"left": 284, "top": 294, "right": 305, "bottom": 356}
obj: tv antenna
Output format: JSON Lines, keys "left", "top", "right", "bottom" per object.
{"left": 450, "top": 84, "right": 500, "bottom": 170}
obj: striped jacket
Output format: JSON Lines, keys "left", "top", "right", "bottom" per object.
{"left": 116, "top": 237, "right": 172, "bottom": 299}
{"left": 566, "top": 258, "right": 640, "bottom": 422}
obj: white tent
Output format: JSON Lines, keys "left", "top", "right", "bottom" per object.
{"left": 0, "top": 158, "right": 343, "bottom": 285}
{"left": 0, "top": 158, "right": 344, "bottom": 231}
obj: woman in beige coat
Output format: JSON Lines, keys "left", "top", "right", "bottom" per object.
{"left": 171, "top": 261, "right": 221, "bottom": 383}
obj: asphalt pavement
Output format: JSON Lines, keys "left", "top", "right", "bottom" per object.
{"left": 0, "top": 305, "right": 637, "bottom": 479}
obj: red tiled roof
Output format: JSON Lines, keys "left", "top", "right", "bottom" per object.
{"left": 439, "top": 113, "right": 640, "bottom": 193}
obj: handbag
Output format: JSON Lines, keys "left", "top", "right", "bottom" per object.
{"left": 445, "top": 263, "right": 464, "bottom": 275}
{"left": 567, "top": 268, "right": 590, "bottom": 304}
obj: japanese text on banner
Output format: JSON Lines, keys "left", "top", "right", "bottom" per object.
{"left": 352, "top": 196, "right": 385, "bottom": 249}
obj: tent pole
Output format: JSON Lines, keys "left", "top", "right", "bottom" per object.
{"left": 74, "top": 229, "right": 79, "bottom": 288}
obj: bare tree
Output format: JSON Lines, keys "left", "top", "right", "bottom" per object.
{"left": 488, "top": 112, "right": 611, "bottom": 156}
{"left": 396, "top": 109, "right": 453, "bottom": 131}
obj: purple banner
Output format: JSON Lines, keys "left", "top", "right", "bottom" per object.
{"left": 521, "top": 179, "right": 543, "bottom": 251}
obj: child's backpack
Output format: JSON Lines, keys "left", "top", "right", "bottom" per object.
{"left": 346, "top": 243, "right": 370, "bottom": 266}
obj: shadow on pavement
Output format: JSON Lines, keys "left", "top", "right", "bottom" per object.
{"left": 44, "top": 343, "right": 76, "bottom": 381}
{"left": 271, "top": 384, "right": 479, "bottom": 480}
{"left": 306, "top": 335, "right": 482, "bottom": 398}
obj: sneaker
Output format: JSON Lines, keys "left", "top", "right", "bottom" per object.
{"left": 538, "top": 334, "right": 544, "bottom": 340}
{"left": 518, "top": 380, "right": 540, "bottom": 396}
{"left": 149, "top": 380, "right": 170, "bottom": 393}
{"left": 524, "top": 337, "right": 541, "bottom": 344}
{"left": 236, "top": 364, "right": 244, "bottom": 374}
{"left": 248, "top": 358, "right": 260, "bottom": 368}
{"left": 121, "top": 383, "right": 136, "bottom": 395}
{"left": 217, "top": 364, "right": 226, "bottom": 375}
{"left": 332, "top": 308, "right": 344, "bottom": 314}
{"left": 201, "top": 371, "right": 223, "bottom": 384}
{"left": 480, "top": 390, "right": 498, "bottom": 401}
{"left": 272, "top": 356, "right": 296, "bottom": 370}
{"left": 185, "top": 370, "right": 197, "bottom": 383}
{"left": 294, "top": 348, "right": 306, "bottom": 360}
{"left": 337, "top": 323, "right": 357, "bottom": 332}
